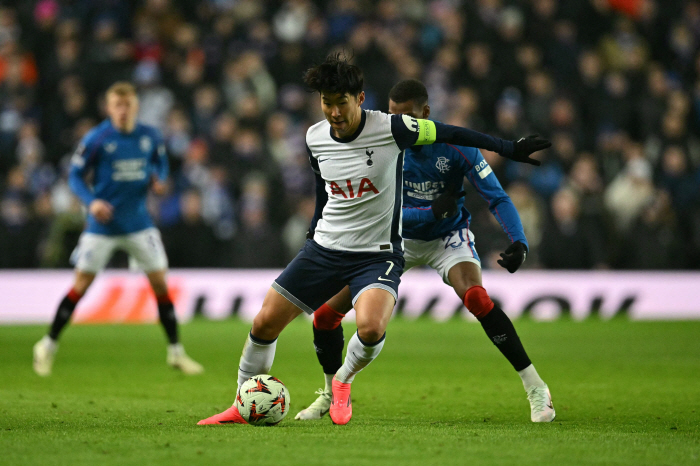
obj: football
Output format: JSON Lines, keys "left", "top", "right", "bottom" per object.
{"left": 235, "top": 374, "right": 290, "bottom": 426}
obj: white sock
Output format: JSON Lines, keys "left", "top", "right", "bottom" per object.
{"left": 335, "top": 332, "right": 385, "bottom": 384}
{"left": 237, "top": 333, "right": 277, "bottom": 390}
{"left": 518, "top": 364, "right": 546, "bottom": 390}
{"left": 323, "top": 373, "right": 334, "bottom": 393}
{"left": 41, "top": 335, "right": 57, "bottom": 351}
{"left": 168, "top": 343, "right": 184, "bottom": 356}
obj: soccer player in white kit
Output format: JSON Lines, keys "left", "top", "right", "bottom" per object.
{"left": 32, "top": 82, "right": 203, "bottom": 376}
{"left": 197, "top": 54, "right": 549, "bottom": 425}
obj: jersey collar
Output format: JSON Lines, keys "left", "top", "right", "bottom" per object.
{"left": 329, "top": 110, "right": 366, "bottom": 143}
{"left": 107, "top": 119, "right": 138, "bottom": 135}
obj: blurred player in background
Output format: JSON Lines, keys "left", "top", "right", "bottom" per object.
{"left": 295, "top": 79, "right": 554, "bottom": 423}
{"left": 198, "top": 54, "right": 548, "bottom": 426}
{"left": 32, "top": 82, "right": 203, "bottom": 376}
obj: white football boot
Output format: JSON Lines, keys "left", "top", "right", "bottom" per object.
{"left": 295, "top": 389, "right": 332, "bottom": 420}
{"left": 33, "top": 336, "right": 57, "bottom": 377}
{"left": 527, "top": 384, "right": 556, "bottom": 422}
{"left": 167, "top": 344, "right": 204, "bottom": 375}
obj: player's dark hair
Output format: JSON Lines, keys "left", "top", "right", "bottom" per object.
{"left": 389, "top": 79, "right": 429, "bottom": 106}
{"left": 303, "top": 52, "right": 364, "bottom": 97}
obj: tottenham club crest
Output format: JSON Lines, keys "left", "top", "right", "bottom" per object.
{"left": 436, "top": 156, "right": 450, "bottom": 173}
{"left": 366, "top": 148, "right": 374, "bottom": 166}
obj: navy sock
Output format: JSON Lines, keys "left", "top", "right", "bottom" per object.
{"left": 313, "top": 324, "right": 345, "bottom": 375}
{"left": 479, "top": 306, "right": 531, "bottom": 371}
{"left": 48, "top": 294, "right": 79, "bottom": 340}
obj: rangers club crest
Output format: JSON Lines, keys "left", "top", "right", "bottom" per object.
{"left": 436, "top": 156, "right": 450, "bottom": 173}
{"left": 140, "top": 136, "right": 152, "bottom": 153}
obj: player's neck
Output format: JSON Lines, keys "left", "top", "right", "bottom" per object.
{"left": 110, "top": 119, "right": 136, "bottom": 134}
{"left": 332, "top": 108, "right": 363, "bottom": 140}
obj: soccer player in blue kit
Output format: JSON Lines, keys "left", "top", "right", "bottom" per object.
{"left": 33, "top": 82, "right": 203, "bottom": 376}
{"left": 198, "top": 55, "right": 549, "bottom": 426}
{"left": 296, "top": 79, "right": 555, "bottom": 423}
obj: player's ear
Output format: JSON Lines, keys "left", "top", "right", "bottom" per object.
{"left": 357, "top": 91, "right": 365, "bottom": 106}
{"left": 423, "top": 105, "right": 430, "bottom": 119}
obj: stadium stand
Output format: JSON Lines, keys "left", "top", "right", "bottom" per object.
{"left": 0, "top": 0, "right": 698, "bottom": 269}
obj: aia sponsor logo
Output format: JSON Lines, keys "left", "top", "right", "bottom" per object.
{"left": 329, "top": 178, "right": 379, "bottom": 199}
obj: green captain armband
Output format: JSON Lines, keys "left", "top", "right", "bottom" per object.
{"left": 414, "top": 119, "right": 436, "bottom": 145}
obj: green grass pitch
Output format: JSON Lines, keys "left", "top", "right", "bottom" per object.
{"left": 1, "top": 317, "right": 699, "bottom": 465}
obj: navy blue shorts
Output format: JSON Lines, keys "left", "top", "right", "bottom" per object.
{"left": 272, "top": 240, "right": 404, "bottom": 314}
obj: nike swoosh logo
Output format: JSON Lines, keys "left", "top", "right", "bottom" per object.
{"left": 378, "top": 277, "right": 394, "bottom": 282}
{"left": 318, "top": 158, "right": 329, "bottom": 163}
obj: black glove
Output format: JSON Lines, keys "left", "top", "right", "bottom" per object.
{"left": 510, "top": 135, "right": 551, "bottom": 166}
{"left": 497, "top": 241, "right": 528, "bottom": 273}
{"left": 431, "top": 191, "right": 460, "bottom": 220}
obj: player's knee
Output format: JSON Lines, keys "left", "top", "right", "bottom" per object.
{"left": 313, "top": 303, "right": 345, "bottom": 330}
{"left": 463, "top": 285, "right": 494, "bottom": 319}
{"left": 356, "top": 325, "right": 385, "bottom": 344}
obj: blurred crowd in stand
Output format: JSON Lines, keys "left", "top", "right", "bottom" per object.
{"left": 0, "top": 0, "right": 699, "bottom": 270}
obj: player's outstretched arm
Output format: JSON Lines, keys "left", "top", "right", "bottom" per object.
{"left": 390, "top": 115, "right": 550, "bottom": 166}
{"left": 457, "top": 145, "right": 529, "bottom": 272}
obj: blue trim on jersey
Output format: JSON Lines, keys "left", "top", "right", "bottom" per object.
{"left": 69, "top": 120, "right": 168, "bottom": 236}
{"left": 390, "top": 151, "right": 404, "bottom": 253}
{"left": 401, "top": 143, "right": 527, "bottom": 248}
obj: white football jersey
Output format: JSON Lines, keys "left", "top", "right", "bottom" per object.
{"left": 306, "top": 110, "right": 417, "bottom": 253}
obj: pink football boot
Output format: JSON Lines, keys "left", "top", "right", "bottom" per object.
{"left": 329, "top": 376, "right": 352, "bottom": 425}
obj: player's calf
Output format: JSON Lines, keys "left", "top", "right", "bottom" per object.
{"left": 463, "top": 285, "right": 553, "bottom": 422}
{"left": 463, "top": 285, "right": 530, "bottom": 370}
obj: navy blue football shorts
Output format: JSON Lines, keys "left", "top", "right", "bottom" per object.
{"left": 272, "top": 239, "right": 404, "bottom": 314}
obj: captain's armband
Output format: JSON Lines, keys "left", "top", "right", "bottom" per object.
{"left": 414, "top": 119, "right": 436, "bottom": 145}
{"left": 394, "top": 114, "right": 437, "bottom": 148}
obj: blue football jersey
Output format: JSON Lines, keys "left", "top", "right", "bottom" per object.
{"left": 69, "top": 119, "right": 168, "bottom": 235}
{"left": 401, "top": 142, "right": 528, "bottom": 248}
